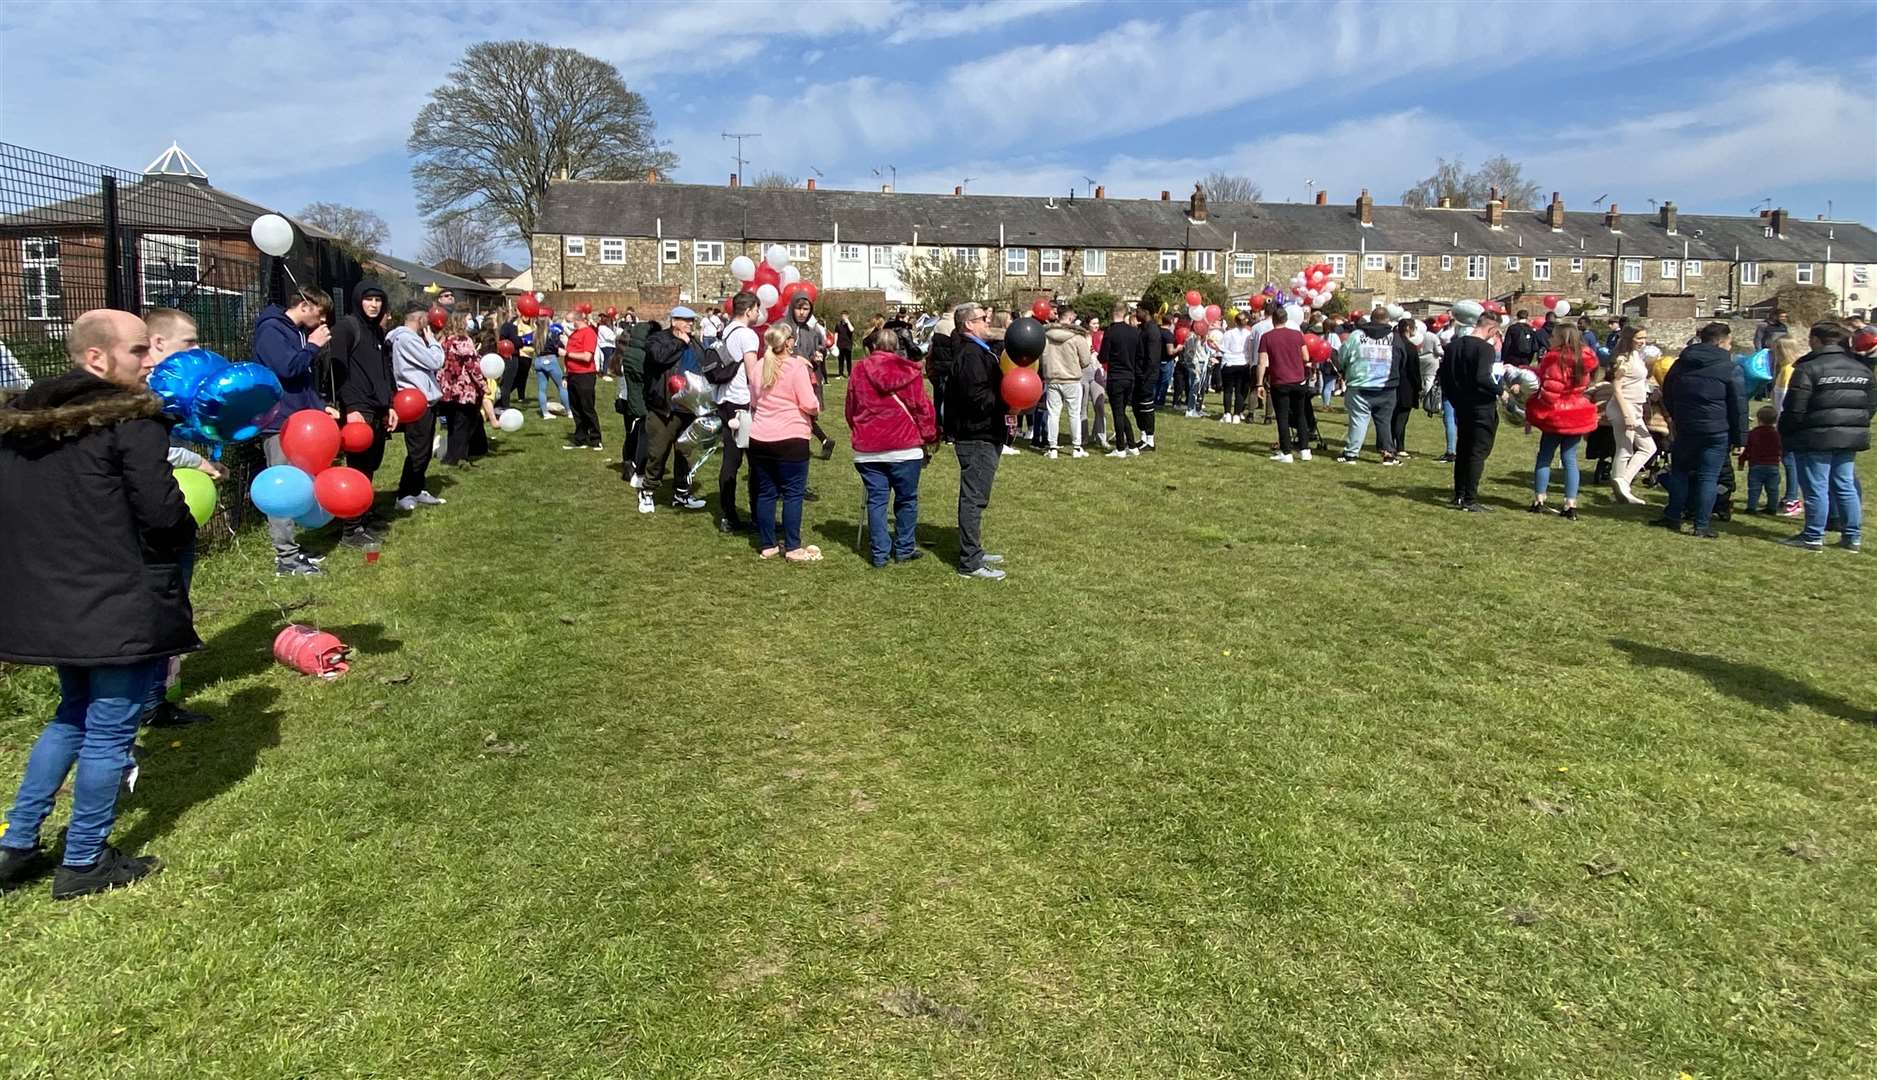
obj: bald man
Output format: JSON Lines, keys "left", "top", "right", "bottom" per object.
{"left": 0, "top": 309, "right": 198, "bottom": 900}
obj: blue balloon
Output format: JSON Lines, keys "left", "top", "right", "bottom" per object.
{"left": 294, "top": 504, "right": 334, "bottom": 529}
{"left": 250, "top": 464, "right": 317, "bottom": 519}
{"left": 146, "top": 347, "right": 229, "bottom": 420}
{"left": 192, "top": 362, "right": 283, "bottom": 443}
{"left": 1738, "top": 348, "right": 1773, "bottom": 398}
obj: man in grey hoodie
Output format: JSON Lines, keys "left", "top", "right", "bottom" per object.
{"left": 1037, "top": 303, "right": 1093, "bottom": 458}
{"left": 388, "top": 303, "right": 446, "bottom": 512}
{"left": 783, "top": 294, "right": 837, "bottom": 461}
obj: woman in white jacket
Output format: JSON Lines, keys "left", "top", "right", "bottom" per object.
{"left": 1604, "top": 325, "right": 1655, "bottom": 504}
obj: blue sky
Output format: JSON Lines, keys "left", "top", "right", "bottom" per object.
{"left": 4, "top": 0, "right": 1872, "bottom": 263}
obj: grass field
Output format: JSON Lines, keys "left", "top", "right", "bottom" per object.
{"left": 3, "top": 395, "right": 1874, "bottom": 1079}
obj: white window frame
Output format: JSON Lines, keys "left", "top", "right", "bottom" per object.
{"left": 1040, "top": 248, "right": 1063, "bottom": 276}
{"left": 1795, "top": 262, "right": 1814, "bottom": 285}
{"left": 1363, "top": 253, "right": 1385, "bottom": 272}
{"left": 871, "top": 246, "right": 896, "bottom": 269}
{"left": 1326, "top": 254, "right": 1346, "bottom": 277}
{"left": 599, "top": 238, "right": 626, "bottom": 265}
{"left": 1192, "top": 250, "right": 1216, "bottom": 273}
{"left": 953, "top": 246, "right": 981, "bottom": 266}
{"left": 1531, "top": 258, "right": 1550, "bottom": 281}
{"left": 786, "top": 243, "right": 811, "bottom": 261}
{"left": 564, "top": 236, "right": 585, "bottom": 257}
{"left": 21, "top": 235, "right": 61, "bottom": 321}
{"left": 661, "top": 239, "right": 680, "bottom": 264}
{"left": 1159, "top": 250, "right": 1180, "bottom": 273}
{"left": 1440, "top": 255, "right": 1453, "bottom": 272}
{"left": 1504, "top": 255, "right": 1520, "bottom": 272}
{"left": 1622, "top": 259, "right": 1642, "bottom": 284}
{"left": 1083, "top": 249, "right": 1107, "bottom": 276}
{"left": 1570, "top": 257, "right": 1584, "bottom": 273}
{"left": 1465, "top": 255, "right": 1485, "bottom": 281}
{"left": 1685, "top": 260, "right": 1703, "bottom": 278}
{"left": 1004, "top": 247, "right": 1028, "bottom": 275}
{"left": 1232, "top": 253, "right": 1256, "bottom": 278}
{"left": 694, "top": 241, "right": 724, "bottom": 266}
{"left": 1740, "top": 261, "right": 1760, "bottom": 285}
{"left": 139, "top": 233, "right": 200, "bottom": 309}
{"left": 1399, "top": 254, "right": 1419, "bottom": 280}
{"left": 1661, "top": 259, "right": 1679, "bottom": 280}
{"left": 837, "top": 243, "right": 861, "bottom": 262}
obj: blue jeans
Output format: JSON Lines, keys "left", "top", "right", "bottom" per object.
{"left": 752, "top": 453, "right": 809, "bottom": 551}
{"left": 4, "top": 659, "right": 165, "bottom": 866}
{"left": 856, "top": 458, "right": 923, "bottom": 565}
{"left": 534, "top": 357, "right": 569, "bottom": 417}
{"left": 1661, "top": 432, "right": 1730, "bottom": 530}
{"left": 1795, "top": 450, "right": 1862, "bottom": 544}
{"left": 1746, "top": 464, "right": 1782, "bottom": 511}
{"left": 1534, "top": 432, "right": 1582, "bottom": 500}
{"left": 1153, "top": 360, "right": 1176, "bottom": 408}
{"left": 1782, "top": 451, "right": 1800, "bottom": 506}
{"left": 1442, "top": 399, "right": 1458, "bottom": 455}
{"left": 1185, "top": 363, "right": 1208, "bottom": 412}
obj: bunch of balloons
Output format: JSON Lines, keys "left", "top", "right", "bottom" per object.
{"left": 147, "top": 348, "right": 284, "bottom": 455}
{"left": 248, "top": 409, "right": 372, "bottom": 525}
{"left": 996, "top": 315, "right": 1048, "bottom": 410}
{"left": 1289, "top": 262, "right": 1340, "bottom": 310}
{"left": 1540, "top": 294, "right": 1573, "bottom": 317}
{"left": 729, "top": 245, "right": 819, "bottom": 327}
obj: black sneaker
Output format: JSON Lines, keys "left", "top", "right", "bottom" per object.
{"left": 1558, "top": 506, "right": 1579, "bottom": 521}
{"left": 51, "top": 845, "right": 163, "bottom": 901}
{"left": 1778, "top": 536, "right": 1824, "bottom": 551}
{"left": 0, "top": 844, "right": 51, "bottom": 893}
{"left": 339, "top": 529, "right": 380, "bottom": 549}
{"left": 1692, "top": 528, "right": 1719, "bottom": 540}
{"left": 1437, "top": 453, "right": 1457, "bottom": 463}
{"left": 1528, "top": 501, "right": 1546, "bottom": 514}
{"left": 275, "top": 555, "right": 325, "bottom": 576}
{"left": 1462, "top": 501, "right": 1495, "bottom": 513}
{"left": 894, "top": 549, "right": 925, "bottom": 564}
{"left": 142, "top": 701, "right": 211, "bottom": 728}
{"left": 1646, "top": 518, "right": 1683, "bottom": 532}
{"left": 819, "top": 438, "right": 836, "bottom": 461}
{"left": 803, "top": 489, "right": 820, "bottom": 503}
{"left": 717, "top": 517, "right": 750, "bottom": 535}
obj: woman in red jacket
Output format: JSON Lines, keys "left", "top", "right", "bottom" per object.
{"left": 1525, "top": 324, "right": 1601, "bottom": 519}
{"left": 845, "top": 326, "right": 939, "bottom": 567}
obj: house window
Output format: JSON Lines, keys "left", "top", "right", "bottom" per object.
{"left": 786, "top": 243, "right": 811, "bottom": 261}
{"left": 1532, "top": 258, "right": 1550, "bottom": 281}
{"left": 1740, "top": 261, "right": 1760, "bottom": 285}
{"left": 1685, "top": 260, "right": 1703, "bottom": 277}
{"left": 953, "top": 247, "right": 980, "bottom": 266}
{"left": 1364, "top": 253, "right": 1385, "bottom": 271}
{"left": 599, "top": 238, "right": 626, "bottom": 265}
{"left": 1083, "top": 248, "right": 1107, "bottom": 276}
{"left": 1661, "top": 259, "right": 1679, "bottom": 280}
{"left": 837, "top": 244, "right": 861, "bottom": 262}
{"left": 139, "top": 234, "right": 200, "bottom": 308}
{"left": 1232, "top": 253, "right": 1256, "bottom": 278}
{"left": 1504, "top": 255, "right": 1520, "bottom": 272}
{"left": 564, "top": 236, "right": 585, "bottom": 257}
{"left": 1763, "top": 225, "right": 1774, "bottom": 238}
{"left": 1570, "top": 257, "right": 1584, "bottom": 273}
{"left": 1160, "top": 250, "right": 1180, "bottom": 273}
{"left": 1796, "top": 262, "right": 1814, "bottom": 285}
{"left": 1192, "top": 250, "right": 1216, "bottom": 273}
{"left": 1440, "top": 255, "right": 1453, "bottom": 272}
{"left": 1399, "top": 254, "right": 1419, "bottom": 280}
{"left": 1326, "top": 254, "right": 1346, "bottom": 277}
{"left": 21, "top": 235, "right": 61, "bottom": 321}
{"left": 1004, "top": 248, "right": 1028, "bottom": 275}
{"left": 1465, "top": 255, "right": 1485, "bottom": 280}
{"left": 694, "top": 241, "right": 724, "bottom": 265}
{"left": 1622, "top": 259, "right": 1642, "bottom": 284}
{"left": 1040, "top": 248, "right": 1063, "bottom": 276}
{"left": 661, "top": 240, "right": 680, "bottom": 264}
{"left": 871, "top": 246, "right": 896, "bottom": 268}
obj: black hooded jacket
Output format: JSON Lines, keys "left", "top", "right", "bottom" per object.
{"left": 1778, "top": 345, "right": 1873, "bottom": 453}
{"left": 0, "top": 371, "right": 199, "bottom": 665}
{"left": 1099, "top": 321, "right": 1142, "bottom": 383}
{"left": 332, "top": 279, "right": 392, "bottom": 413}
{"left": 1661, "top": 342, "right": 1746, "bottom": 444}
{"left": 642, "top": 325, "right": 694, "bottom": 414}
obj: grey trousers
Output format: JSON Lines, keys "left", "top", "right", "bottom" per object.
{"left": 954, "top": 438, "right": 1000, "bottom": 571}
{"left": 262, "top": 434, "right": 300, "bottom": 559}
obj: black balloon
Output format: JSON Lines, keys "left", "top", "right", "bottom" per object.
{"left": 1003, "top": 315, "right": 1047, "bottom": 361}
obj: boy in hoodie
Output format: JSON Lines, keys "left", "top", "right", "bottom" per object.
{"left": 1038, "top": 302, "right": 1093, "bottom": 458}
{"left": 252, "top": 285, "right": 333, "bottom": 573}
{"left": 1653, "top": 322, "right": 1747, "bottom": 537}
{"left": 1098, "top": 304, "right": 1142, "bottom": 456}
{"left": 388, "top": 303, "right": 446, "bottom": 512}
{"left": 783, "top": 295, "right": 837, "bottom": 460}
{"left": 1135, "top": 304, "right": 1166, "bottom": 448}
{"left": 331, "top": 280, "right": 395, "bottom": 546}
{"left": 1334, "top": 308, "right": 1402, "bottom": 464}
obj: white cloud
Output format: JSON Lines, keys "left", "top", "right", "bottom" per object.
{"left": 883, "top": 0, "right": 1093, "bottom": 45}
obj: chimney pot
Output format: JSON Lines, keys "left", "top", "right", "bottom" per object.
{"left": 729, "top": 173, "right": 739, "bottom": 188}
{"left": 1438, "top": 195, "right": 1452, "bottom": 209}
{"left": 882, "top": 184, "right": 893, "bottom": 194}
{"left": 645, "top": 168, "right": 659, "bottom": 183}
{"left": 1189, "top": 184, "right": 1208, "bottom": 222}
{"left": 1546, "top": 191, "right": 1565, "bottom": 230}
{"left": 807, "top": 178, "right": 816, "bottom": 191}
{"left": 954, "top": 185, "right": 962, "bottom": 196}
{"left": 1485, "top": 198, "right": 1504, "bottom": 228}
{"left": 1605, "top": 203, "right": 1620, "bottom": 230}
{"left": 1314, "top": 190, "right": 1327, "bottom": 206}
{"left": 1659, "top": 200, "right": 1677, "bottom": 234}
{"left": 1489, "top": 186, "right": 1499, "bottom": 204}
{"left": 1770, "top": 207, "right": 1787, "bottom": 236}
{"left": 1095, "top": 185, "right": 1104, "bottom": 199}
{"left": 1357, "top": 188, "right": 1373, "bottom": 225}
{"left": 1160, "top": 190, "right": 1170, "bottom": 201}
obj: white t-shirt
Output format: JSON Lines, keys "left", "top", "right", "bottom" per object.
{"left": 1247, "top": 318, "right": 1274, "bottom": 370}
{"left": 1219, "top": 326, "right": 1251, "bottom": 368}
{"left": 597, "top": 324, "right": 618, "bottom": 351}
{"left": 715, "top": 322, "right": 760, "bottom": 407}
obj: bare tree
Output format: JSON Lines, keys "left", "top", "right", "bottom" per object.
{"left": 1400, "top": 158, "right": 1471, "bottom": 209}
{"left": 419, "top": 213, "right": 500, "bottom": 269}
{"left": 751, "top": 171, "right": 802, "bottom": 189}
{"left": 1402, "top": 156, "right": 1542, "bottom": 210}
{"left": 298, "top": 202, "right": 389, "bottom": 260}
{"left": 1200, "top": 172, "right": 1262, "bottom": 203}
{"left": 408, "top": 41, "right": 677, "bottom": 242}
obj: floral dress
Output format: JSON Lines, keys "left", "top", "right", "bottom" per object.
{"left": 439, "top": 334, "right": 483, "bottom": 405}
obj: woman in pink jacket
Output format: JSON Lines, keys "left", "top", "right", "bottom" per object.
{"left": 845, "top": 327, "right": 939, "bottom": 566}
{"left": 746, "top": 325, "right": 823, "bottom": 561}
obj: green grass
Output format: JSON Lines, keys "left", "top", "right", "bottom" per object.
{"left": 3, "top": 396, "right": 1875, "bottom": 1079}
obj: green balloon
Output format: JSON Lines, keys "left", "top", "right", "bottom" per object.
{"left": 173, "top": 466, "right": 217, "bottom": 528}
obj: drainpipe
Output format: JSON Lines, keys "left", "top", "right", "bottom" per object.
{"left": 655, "top": 217, "right": 663, "bottom": 284}
{"left": 1681, "top": 239, "right": 1688, "bottom": 296}
{"left": 1359, "top": 235, "right": 1367, "bottom": 291}
{"left": 999, "top": 222, "right": 1006, "bottom": 292}
{"left": 833, "top": 221, "right": 839, "bottom": 288}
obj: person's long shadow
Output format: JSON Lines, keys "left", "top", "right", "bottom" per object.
{"left": 1611, "top": 638, "right": 1870, "bottom": 724}
{"left": 1197, "top": 437, "right": 1262, "bottom": 456}
{"left": 116, "top": 683, "right": 283, "bottom": 854}
{"left": 1343, "top": 480, "right": 1455, "bottom": 507}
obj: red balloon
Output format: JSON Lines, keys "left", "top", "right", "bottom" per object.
{"left": 1248, "top": 294, "right": 1266, "bottom": 312}
{"left": 794, "top": 280, "right": 818, "bottom": 306}
{"left": 539, "top": 306, "right": 554, "bottom": 320}
{"left": 279, "top": 409, "right": 341, "bottom": 476}
{"left": 1204, "top": 304, "right": 1222, "bottom": 323}
{"left": 1183, "top": 290, "right": 1202, "bottom": 307}
{"left": 1530, "top": 315, "right": 1547, "bottom": 330}
{"left": 1001, "top": 366, "right": 1043, "bottom": 411}
{"left": 1031, "top": 298, "right": 1053, "bottom": 321}
{"left": 313, "top": 466, "right": 374, "bottom": 519}
{"left": 392, "top": 388, "right": 428, "bottom": 425}
{"left": 605, "top": 306, "right": 618, "bottom": 318}
{"left": 666, "top": 373, "right": 686, "bottom": 397}
{"left": 516, "top": 294, "right": 539, "bottom": 318}
{"left": 1853, "top": 328, "right": 1877, "bottom": 354}
{"left": 340, "top": 420, "right": 374, "bottom": 453}
{"left": 753, "top": 263, "right": 781, "bottom": 290}
{"left": 1542, "top": 294, "right": 1560, "bottom": 311}
{"left": 427, "top": 306, "right": 447, "bottom": 331}
{"left": 1174, "top": 326, "right": 1191, "bottom": 346}
{"left": 767, "top": 302, "right": 788, "bottom": 325}
{"left": 576, "top": 302, "right": 594, "bottom": 315}
{"left": 496, "top": 339, "right": 515, "bottom": 358}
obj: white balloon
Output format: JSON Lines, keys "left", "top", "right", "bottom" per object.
{"left": 250, "top": 213, "right": 295, "bottom": 257}
{"left": 730, "top": 255, "right": 757, "bottom": 282}
{"left": 756, "top": 283, "right": 779, "bottom": 307}
{"left": 1554, "top": 299, "right": 1572, "bottom": 316}
{"left": 1187, "top": 304, "right": 1204, "bottom": 320}
{"left": 765, "top": 244, "right": 790, "bottom": 271}
{"left": 781, "top": 265, "right": 802, "bottom": 287}
{"left": 535, "top": 291, "right": 546, "bottom": 302}
{"left": 497, "top": 408, "right": 524, "bottom": 432}
{"left": 479, "top": 355, "right": 504, "bottom": 379}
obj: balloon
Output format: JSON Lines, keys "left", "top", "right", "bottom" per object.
{"left": 173, "top": 467, "right": 217, "bottom": 527}
{"left": 752, "top": 263, "right": 781, "bottom": 290}
{"left": 755, "top": 283, "right": 779, "bottom": 308}
{"left": 313, "top": 466, "right": 373, "bottom": 519}
{"left": 1185, "top": 304, "right": 1202, "bottom": 321}
{"left": 192, "top": 362, "right": 282, "bottom": 443}
{"left": 496, "top": 339, "right": 515, "bottom": 358}
{"left": 428, "top": 306, "right": 447, "bottom": 331}
{"left": 1031, "top": 298, "right": 1054, "bottom": 321}
{"left": 675, "top": 412, "right": 723, "bottom": 455}
{"left": 999, "top": 351, "right": 1015, "bottom": 375}
{"left": 1542, "top": 294, "right": 1559, "bottom": 311}
{"left": 1530, "top": 315, "right": 1546, "bottom": 330}
{"left": 539, "top": 306, "right": 553, "bottom": 320}
{"left": 392, "top": 388, "right": 428, "bottom": 425}
{"left": 1174, "top": 326, "right": 1191, "bottom": 346}
{"left": 340, "top": 420, "right": 375, "bottom": 453}
{"left": 497, "top": 408, "right": 524, "bottom": 432}
{"left": 1204, "top": 304, "right": 1221, "bottom": 323}
{"left": 147, "top": 347, "right": 227, "bottom": 420}
{"left": 535, "top": 291, "right": 545, "bottom": 302}
{"left": 480, "top": 354, "right": 505, "bottom": 379}
{"left": 730, "top": 255, "right": 757, "bottom": 281}
{"left": 295, "top": 504, "right": 333, "bottom": 529}
{"left": 1184, "top": 290, "right": 1202, "bottom": 307}
{"left": 1854, "top": 328, "right": 1877, "bottom": 355}
{"left": 780, "top": 265, "right": 802, "bottom": 287}
{"left": 576, "top": 302, "right": 593, "bottom": 315}
{"left": 1194, "top": 320, "right": 1210, "bottom": 337}
{"left": 250, "top": 213, "right": 295, "bottom": 257}
{"left": 765, "top": 244, "right": 791, "bottom": 271}
{"left": 1249, "top": 294, "right": 1266, "bottom": 312}
{"left": 1554, "top": 299, "right": 1572, "bottom": 316}
{"left": 516, "top": 294, "right": 539, "bottom": 318}
{"left": 279, "top": 409, "right": 341, "bottom": 475}
{"left": 605, "top": 306, "right": 618, "bottom": 318}
{"left": 1003, "top": 315, "right": 1047, "bottom": 362}
{"left": 666, "top": 373, "right": 686, "bottom": 398}
{"left": 1001, "top": 366, "right": 1043, "bottom": 411}
{"left": 250, "top": 465, "right": 317, "bottom": 519}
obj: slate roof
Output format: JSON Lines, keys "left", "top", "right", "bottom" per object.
{"left": 0, "top": 173, "right": 338, "bottom": 241}
{"left": 538, "top": 180, "right": 1877, "bottom": 264}
{"left": 477, "top": 260, "right": 522, "bottom": 279}
{"left": 369, "top": 253, "right": 507, "bottom": 295}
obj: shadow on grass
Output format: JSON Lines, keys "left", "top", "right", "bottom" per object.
{"left": 184, "top": 612, "right": 401, "bottom": 697}
{"left": 1610, "top": 638, "right": 1871, "bottom": 724}
{"left": 1196, "top": 437, "right": 1264, "bottom": 456}
{"left": 809, "top": 519, "right": 958, "bottom": 565}
{"left": 117, "top": 683, "right": 283, "bottom": 854}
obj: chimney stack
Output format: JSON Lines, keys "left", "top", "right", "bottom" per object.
{"left": 953, "top": 185, "right": 962, "bottom": 196}
{"left": 807, "top": 178, "right": 817, "bottom": 191}
{"left": 1770, "top": 208, "right": 1787, "bottom": 236}
{"left": 1658, "top": 200, "right": 1676, "bottom": 234}
{"left": 1314, "top": 190, "right": 1327, "bottom": 206}
{"left": 729, "top": 173, "right": 739, "bottom": 188}
{"left": 881, "top": 184, "right": 893, "bottom": 194}
{"left": 1546, "top": 191, "right": 1565, "bottom": 230}
{"left": 1604, "top": 203, "right": 1620, "bottom": 231}
{"left": 1095, "top": 185, "right": 1104, "bottom": 199}
{"left": 645, "top": 168, "right": 660, "bottom": 183}
{"left": 1438, "top": 194, "right": 1452, "bottom": 209}
{"left": 1356, "top": 188, "right": 1373, "bottom": 225}
{"left": 1489, "top": 186, "right": 1499, "bottom": 205}
{"left": 1160, "top": 190, "right": 1170, "bottom": 201}
{"left": 1485, "top": 196, "right": 1504, "bottom": 228}
{"left": 1189, "top": 183, "right": 1208, "bottom": 222}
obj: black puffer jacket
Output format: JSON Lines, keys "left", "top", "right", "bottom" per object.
{"left": 642, "top": 326, "right": 694, "bottom": 414}
{"left": 0, "top": 371, "right": 199, "bottom": 665}
{"left": 1662, "top": 342, "right": 1746, "bottom": 444}
{"left": 332, "top": 279, "right": 392, "bottom": 413}
{"left": 1778, "top": 345, "right": 1873, "bottom": 453}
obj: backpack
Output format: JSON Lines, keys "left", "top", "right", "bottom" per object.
{"left": 700, "top": 325, "right": 744, "bottom": 386}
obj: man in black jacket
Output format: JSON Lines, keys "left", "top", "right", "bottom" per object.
{"left": 1503, "top": 310, "right": 1538, "bottom": 366}
{"left": 637, "top": 306, "right": 706, "bottom": 514}
{"left": 1439, "top": 308, "right": 1502, "bottom": 511}
{"left": 331, "top": 279, "right": 395, "bottom": 545}
{"left": 946, "top": 303, "right": 1008, "bottom": 580}
{"left": 1135, "top": 304, "right": 1168, "bottom": 449}
{"left": 1777, "top": 321, "right": 1872, "bottom": 551}
{"left": 1653, "top": 322, "right": 1747, "bottom": 537}
{"left": 1098, "top": 303, "right": 1141, "bottom": 456}
{"left": 0, "top": 310, "right": 196, "bottom": 900}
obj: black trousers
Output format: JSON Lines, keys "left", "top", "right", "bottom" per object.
{"left": 642, "top": 410, "right": 692, "bottom": 494}
{"left": 1132, "top": 377, "right": 1156, "bottom": 438}
{"left": 1389, "top": 403, "right": 1412, "bottom": 455}
{"left": 1108, "top": 379, "right": 1137, "bottom": 449}
{"left": 717, "top": 403, "right": 754, "bottom": 525}
{"left": 397, "top": 410, "right": 436, "bottom": 498}
{"left": 498, "top": 357, "right": 528, "bottom": 410}
{"left": 1221, "top": 367, "right": 1251, "bottom": 415}
{"left": 346, "top": 406, "right": 389, "bottom": 478}
{"left": 438, "top": 402, "right": 486, "bottom": 464}
{"left": 1271, "top": 384, "right": 1310, "bottom": 453}
{"left": 566, "top": 371, "right": 601, "bottom": 446}
{"left": 1454, "top": 404, "right": 1499, "bottom": 504}
{"left": 836, "top": 344, "right": 853, "bottom": 377}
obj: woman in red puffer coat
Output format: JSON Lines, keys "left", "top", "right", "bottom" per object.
{"left": 845, "top": 327, "right": 939, "bottom": 567}
{"left": 1525, "top": 324, "right": 1601, "bottom": 519}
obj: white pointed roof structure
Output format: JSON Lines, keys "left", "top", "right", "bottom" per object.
{"left": 142, "top": 142, "right": 208, "bottom": 181}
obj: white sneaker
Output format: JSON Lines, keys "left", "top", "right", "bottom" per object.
{"left": 1269, "top": 452, "right": 1294, "bottom": 463}
{"left": 394, "top": 496, "right": 417, "bottom": 512}
{"left": 628, "top": 471, "right": 643, "bottom": 489}
{"left": 1001, "top": 445, "right": 1021, "bottom": 456}
{"left": 1127, "top": 447, "right": 1141, "bottom": 457}
{"left": 637, "top": 491, "right": 654, "bottom": 514}
{"left": 1044, "top": 449, "right": 1058, "bottom": 460}
{"left": 1107, "top": 448, "right": 1130, "bottom": 459}
{"left": 672, "top": 493, "right": 707, "bottom": 510}
{"left": 414, "top": 491, "right": 445, "bottom": 506}
{"left": 1071, "top": 448, "right": 1088, "bottom": 459}
{"left": 1142, "top": 435, "right": 1155, "bottom": 449}
{"left": 1299, "top": 448, "right": 1313, "bottom": 461}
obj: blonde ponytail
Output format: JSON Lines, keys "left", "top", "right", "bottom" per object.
{"left": 761, "top": 325, "right": 794, "bottom": 391}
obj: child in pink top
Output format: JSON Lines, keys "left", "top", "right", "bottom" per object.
{"left": 745, "top": 326, "right": 823, "bottom": 560}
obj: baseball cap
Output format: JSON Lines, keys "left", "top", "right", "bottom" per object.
{"left": 669, "top": 305, "right": 698, "bottom": 320}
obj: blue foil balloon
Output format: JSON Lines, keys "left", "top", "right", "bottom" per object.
{"left": 146, "top": 347, "right": 228, "bottom": 420}
{"left": 192, "top": 362, "right": 283, "bottom": 443}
